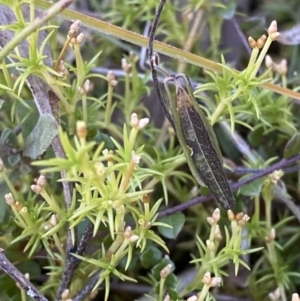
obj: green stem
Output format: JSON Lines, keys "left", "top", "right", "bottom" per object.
{"left": 251, "top": 37, "right": 273, "bottom": 78}
{"left": 2, "top": 172, "right": 21, "bottom": 202}
{"left": 210, "top": 98, "right": 227, "bottom": 126}
{"left": 105, "top": 85, "right": 113, "bottom": 127}
{"left": 158, "top": 277, "right": 166, "bottom": 301}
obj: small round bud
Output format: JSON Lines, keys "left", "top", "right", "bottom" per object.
{"left": 137, "top": 118, "right": 149, "bottom": 129}
{"left": 270, "top": 228, "right": 276, "bottom": 240}
{"left": 227, "top": 210, "right": 235, "bottom": 221}
{"left": 24, "top": 273, "right": 30, "bottom": 280}
{"left": 248, "top": 36, "right": 257, "bottom": 48}
{"left": 129, "top": 234, "right": 139, "bottom": 243}
{"left": 212, "top": 208, "right": 220, "bottom": 222}
{"left": 265, "top": 55, "right": 274, "bottom": 69}
{"left": 49, "top": 214, "right": 57, "bottom": 227}
{"left": 268, "top": 21, "right": 278, "bottom": 35}
{"left": 163, "top": 294, "right": 170, "bottom": 301}
{"left": 207, "top": 216, "right": 215, "bottom": 225}
{"left": 270, "top": 32, "right": 280, "bottom": 41}
{"left": 160, "top": 264, "right": 172, "bottom": 278}
{"left": 31, "top": 184, "right": 43, "bottom": 194}
{"left": 107, "top": 71, "right": 116, "bottom": 82}
{"left": 130, "top": 113, "right": 139, "bottom": 128}
{"left": 83, "top": 79, "right": 90, "bottom": 94}
{"left": 61, "top": 289, "right": 70, "bottom": 300}
{"left": 76, "top": 121, "right": 87, "bottom": 139}
{"left": 69, "top": 20, "right": 82, "bottom": 37}
{"left": 292, "top": 294, "right": 300, "bottom": 301}
{"left": 37, "top": 175, "right": 46, "bottom": 188}
{"left": 235, "top": 212, "right": 244, "bottom": 222}
{"left": 210, "top": 277, "right": 221, "bottom": 287}
{"left": 121, "top": 58, "right": 132, "bottom": 73}
{"left": 268, "top": 287, "right": 280, "bottom": 301}
{"left": 124, "top": 226, "right": 132, "bottom": 239}
{"left": 132, "top": 151, "right": 141, "bottom": 165}
{"left": 5, "top": 193, "right": 15, "bottom": 206}
{"left": 76, "top": 33, "right": 84, "bottom": 44}
{"left": 257, "top": 34, "right": 267, "bottom": 49}
{"left": 187, "top": 296, "right": 197, "bottom": 301}
{"left": 278, "top": 59, "right": 287, "bottom": 76}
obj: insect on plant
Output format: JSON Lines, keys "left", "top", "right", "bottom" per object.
{"left": 148, "top": 0, "right": 235, "bottom": 210}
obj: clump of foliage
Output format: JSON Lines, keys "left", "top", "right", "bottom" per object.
{"left": 0, "top": 1, "right": 300, "bottom": 301}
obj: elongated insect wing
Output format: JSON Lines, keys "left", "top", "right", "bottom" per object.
{"left": 176, "top": 85, "right": 235, "bottom": 210}
{"left": 163, "top": 77, "right": 206, "bottom": 187}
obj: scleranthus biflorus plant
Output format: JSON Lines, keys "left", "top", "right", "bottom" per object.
{"left": 1, "top": 0, "right": 300, "bottom": 301}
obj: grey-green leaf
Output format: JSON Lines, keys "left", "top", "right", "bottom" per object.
{"left": 239, "top": 174, "right": 265, "bottom": 196}
{"left": 158, "top": 212, "right": 185, "bottom": 239}
{"left": 284, "top": 132, "right": 300, "bottom": 159}
{"left": 23, "top": 114, "right": 58, "bottom": 159}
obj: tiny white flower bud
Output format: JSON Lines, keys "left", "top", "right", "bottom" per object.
{"left": 121, "top": 58, "right": 132, "bottom": 73}
{"left": 187, "top": 296, "right": 197, "bottom": 301}
{"left": 210, "top": 277, "right": 222, "bottom": 287}
{"left": 132, "top": 151, "right": 141, "bottom": 165}
{"left": 129, "top": 234, "right": 139, "bottom": 243}
{"left": 69, "top": 20, "right": 82, "bottom": 35}
{"left": 61, "top": 289, "right": 70, "bottom": 300}
{"left": 130, "top": 113, "right": 139, "bottom": 128}
{"left": 137, "top": 118, "right": 149, "bottom": 129}
{"left": 248, "top": 36, "right": 257, "bottom": 48}
{"left": 278, "top": 59, "right": 287, "bottom": 76}
{"left": 265, "top": 55, "right": 274, "bottom": 69}
{"left": 49, "top": 214, "right": 57, "bottom": 227}
{"left": 5, "top": 193, "right": 15, "bottom": 206}
{"left": 257, "top": 34, "right": 267, "bottom": 49}
{"left": 163, "top": 294, "right": 170, "bottom": 301}
{"left": 270, "top": 228, "right": 276, "bottom": 240}
{"left": 292, "top": 294, "right": 300, "bottom": 301}
{"left": 31, "top": 184, "right": 43, "bottom": 194}
{"left": 160, "top": 264, "right": 172, "bottom": 278}
{"left": 83, "top": 79, "right": 90, "bottom": 93}
{"left": 212, "top": 208, "right": 220, "bottom": 222}
{"left": 235, "top": 212, "right": 244, "bottom": 222}
{"left": 124, "top": 226, "right": 132, "bottom": 239}
{"left": 107, "top": 71, "right": 116, "bottom": 82}
{"left": 268, "top": 21, "right": 278, "bottom": 35}
{"left": 76, "top": 33, "right": 84, "bottom": 44}
{"left": 37, "top": 175, "right": 46, "bottom": 188}
{"left": 270, "top": 32, "right": 280, "bottom": 41}
{"left": 227, "top": 210, "right": 235, "bottom": 221}
{"left": 206, "top": 217, "right": 215, "bottom": 225}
